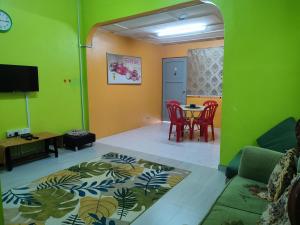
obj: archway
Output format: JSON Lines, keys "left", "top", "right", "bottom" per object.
{"left": 85, "top": 1, "right": 224, "bottom": 168}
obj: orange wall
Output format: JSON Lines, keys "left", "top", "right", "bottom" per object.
{"left": 186, "top": 96, "right": 222, "bottom": 128}
{"left": 160, "top": 39, "right": 224, "bottom": 128}
{"left": 87, "top": 32, "right": 224, "bottom": 138}
{"left": 87, "top": 30, "right": 162, "bottom": 138}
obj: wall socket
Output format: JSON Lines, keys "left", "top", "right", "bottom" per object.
{"left": 21, "top": 128, "right": 30, "bottom": 135}
{"left": 6, "top": 130, "right": 19, "bottom": 138}
{"left": 6, "top": 128, "right": 31, "bottom": 138}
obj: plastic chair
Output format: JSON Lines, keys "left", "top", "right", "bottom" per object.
{"left": 167, "top": 100, "right": 180, "bottom": 105}
{"left": 166, "top": 100, "right": 181, "bottom": 140}
{"left": 203, "top": 100, "right": 218, "bottom": 107}
{"left": 167, "top": 103, "right": 191, "bottom": 142}
{"left": 190, "top": 103, "right": 218, "bottom": 142}
{"left": 203, "top": 100, "right": 218, "bottom": 140}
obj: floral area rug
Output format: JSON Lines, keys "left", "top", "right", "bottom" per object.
{"left": 3, "top": 152, "right": 190, "bottom": 225}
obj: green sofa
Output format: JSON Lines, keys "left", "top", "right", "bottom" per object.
{"left": 201, "top": 146, "right": 287, "bottom": 225}
{"left": 225, "top": 117, "right": 298, "bottom": 180}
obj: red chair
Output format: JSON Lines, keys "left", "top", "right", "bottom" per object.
{"left": 203, "top": 100, "right": 218, "bottom": 139}
{"left": 190, "top": 103, "right": 218, "bottom": 142}
{"left": 167, "top": 100, "right": 180, "bottom": 105}
{"left": 203, "top": 100, "right": 218, "bottom": 107}
{"left": 166, "top": 103, "right": 191, "bottom": 142}
{"left": 166, "top": 99, "right": 180, "bottom": 140}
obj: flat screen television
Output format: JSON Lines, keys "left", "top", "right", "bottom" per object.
{"left": 0, "top": 64, "right": 39, "bottom": 92}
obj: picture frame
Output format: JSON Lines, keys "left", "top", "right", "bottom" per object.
{"left": 107, "top": 53, "right": 142, "bottom": 84}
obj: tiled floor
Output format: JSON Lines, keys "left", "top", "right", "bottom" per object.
{"left": 1, "top": 124, "right": 224, "bottom": 225}
{"left": 98, "top": 122, "right": 220, "bottom": 169}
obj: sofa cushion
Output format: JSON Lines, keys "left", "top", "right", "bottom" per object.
{"left": 258, "top": 175, "right": 299, "bottom": 225}
{"left": 201, "top": 205, "right": 261, "bottom": 225}
{"left": 257, "top": 117, "right": 297, "bottom": 152}
{"left": 217, "top": 176, "right": 269, "bottom": 214}
{"left": 260, "top": 148, "right": 297, "bottom": 201}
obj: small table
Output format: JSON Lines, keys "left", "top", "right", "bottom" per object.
{"left": 0, "top": 132, "right": 61, "bottom": 171}
{"left": 180, "top": 105, "right": 205, "bottom": 119}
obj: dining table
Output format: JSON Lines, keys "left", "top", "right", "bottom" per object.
{"left": 180, "top": 104, "right": 205, "bottom": 119}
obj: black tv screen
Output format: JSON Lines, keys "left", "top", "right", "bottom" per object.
{"left": 0, "top": 64, "right": 39, "bottom": 92}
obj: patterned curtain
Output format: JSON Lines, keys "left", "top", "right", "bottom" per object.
{"left": 187, "top": 47, "right": 224, "bottom": 96}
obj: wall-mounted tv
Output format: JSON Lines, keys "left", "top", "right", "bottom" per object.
{"left": 0, "top": 64, "right": 39, "bottom": 92}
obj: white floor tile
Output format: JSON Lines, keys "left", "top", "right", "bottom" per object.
{"left": 98, "top": 122, "right": 220, "bottom": 169}
{"left": 1, "top": 124, "right": 224, "bottom": 225}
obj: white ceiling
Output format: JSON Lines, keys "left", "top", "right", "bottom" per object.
{"left": 100, "top": 3, "right": 224, "bottom": 45}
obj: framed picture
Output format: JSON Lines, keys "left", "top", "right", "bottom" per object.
{"left": 107, "top": 53, "right": 142, "bottom": 84}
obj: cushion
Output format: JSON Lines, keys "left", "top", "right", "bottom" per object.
{"left": 257, "top": 117, "right": 297, "bottom": 152}
{"left": 238, "top": 146, "right": 282, "bottom": 184}
{"left": 200, "top": 205, "right": 261, "bottom": 225}
{"left": 259, "top": 149, "right": 297, "bottom": 201}
{"left": 258, "top": 175, "right": 299, "bottom": 225}
{"left": 217, "top": 176, "right": 268, "bottom": 214}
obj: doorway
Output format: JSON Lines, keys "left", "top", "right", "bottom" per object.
{"left": 86, "top": 1, "right": 224, "bottom": 168}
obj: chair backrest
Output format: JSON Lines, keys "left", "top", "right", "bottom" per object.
{"left": 166, "top": 100, "right": 181, "bottom": 122}
{"left": 166, "top": 103, "right": 173, "bottom": 122}
{"left": 203, "top": 100, "right": 218, "bottom": 107}
{"left": 167, "top": 100, "right": 180, "bottom": 105}
{"left": 167, "top": 103, "right": 185, "bottom": 123}
{"left": 199, "top": 104, "right": 218, "bottom": 123}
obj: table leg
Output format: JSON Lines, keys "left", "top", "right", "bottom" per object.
{"left": 44, "top": 138, "right": 58, "bottom": 158}
{"left": 183, "top": 111, "right": 187, "bottom": 118}
{"left": 53, "top": 138, "right": 58, "bottom": 158}
{"left": 191, "top": 111, "right": 195, "bottom": 119}
{"left": 5, "top": 147, "right": 13, "bottom": 171}
{"left": 45, "top": 139, "right": 50, "bottom": 155}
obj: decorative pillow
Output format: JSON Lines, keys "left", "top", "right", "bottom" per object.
{"left": 258, "top": 149, "right": 297, "bottom": 201}
{"left": 258, "top": 175, "right": 299, "bottom": 225}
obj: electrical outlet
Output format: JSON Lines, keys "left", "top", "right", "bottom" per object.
{"left": 6, "top": 130, "right": 19, "bottom": 138}
{"left": 6, "top": 128, "right": 31, "bottom": 138}
{"left": 20, "top": 128, "right": 30, "bottom": 135}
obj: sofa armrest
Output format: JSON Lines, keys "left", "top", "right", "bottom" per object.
{"left": 238, "top": 146, "right": 283, "bottom": 184}
{"left": 225, "top": 150, "right": 243, "bottom": 179}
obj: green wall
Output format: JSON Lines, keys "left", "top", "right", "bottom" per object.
{"left": 0, "top": 1, "right": 85, "bottom": 222}
{"left": 80, "top": 0, "right": 300, "bottom": 166}
{"left": 78, "top": 0, "right": 192, "bottom": 128}
{"left": 1, "top": 0, "right": 300, "bottom": 223}
{"left": 214, "top": 0, "right": 300, "bottom": 165}
{"left": 1, "top": 0, "right": 299, "bottom": 163}
{"left": 0, "top": 0, "right": 83, "bottom": 139}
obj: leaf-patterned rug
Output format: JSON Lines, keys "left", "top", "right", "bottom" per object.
{"left": 3, "top": 152, "right": 190, "bottom": 225}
